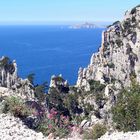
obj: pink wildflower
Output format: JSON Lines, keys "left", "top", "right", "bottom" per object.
{"left": 48, "top": 124, "right": 53, "bottom": 129}
{"left": 48, "top": 113, "right": 54, "bottom": 119}
{"left": 50, "top": 108, "right": 58, "bottom": 116}
{"left": 33, "top": 111, "right": 38, "bottom": 116}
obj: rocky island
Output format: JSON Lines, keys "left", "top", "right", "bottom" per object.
{"left": 69, "top": 22, "right": 96, "bottom": 29}
{"left": 1, "top": 4, "right": 140, "bottom": 140}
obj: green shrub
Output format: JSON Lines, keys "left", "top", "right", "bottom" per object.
{"left": 88, "top": 80, "right": 106, "bottom": 92}
{"left": 123, "top": 20, "right": 131, "bottom": 30}
{"left": 83, "top": 123, "right": 107, "bottom": 139}
{"left": 84, "top": 103, "right": 94, "bottom": 116}
{"left": 2, "top": 96, "right": 32, "bottom": 118}
{"left": 36, "top": 109, "right": 71, "bottom": 138}
{"left": 116, "top": 39, "right": 123, "bottom": 47}
{"left": 64, "top": 93, "right": 79, "bottom": 114}
{"left": 130, "top": 71, "right": 137, "bottom": 80}
{"left": 46, "top": 87, "right": 64, "bottom": 110}
{"left": 27, "top": 73, "right": 35, "bottom": 85}
{"left": 95, "top": 93, "right": 104, "bottom": 108}
{"left": 38, "top": 123, "right": 69, "bottom": 138}
{"left": 35, "top": 82, "right": 48, "bottom": 103}
{"left": 112, "top": 82, "right": 140, "bottom": 132}
{"left": 107, "top": 62, "right": 115, "bottom": 69}
{"left": 132, "top": 17, "right": 136, "bottom": 23}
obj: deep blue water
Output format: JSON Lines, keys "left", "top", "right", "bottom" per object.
{"left": 0, "top": 25, "right": 104, "bottom": 85}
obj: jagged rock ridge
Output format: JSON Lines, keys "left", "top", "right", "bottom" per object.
{"left": 77, "top": 5, "right": 140, "bottom": 90}
{"left": 0, "top": 56, "right": 34, "bottom": 100}
{"left": 75, "top": 5, "right": 140, "bottom": 129}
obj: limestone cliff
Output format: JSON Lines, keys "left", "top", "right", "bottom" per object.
{"left": 77, "top": 5, "right": 140, "bottom": 91}
{"left": 75, "top": 5, "right": 140, "bottom": 129}
{"left": 0, "top": 56, "right": 34, "bottom": 100}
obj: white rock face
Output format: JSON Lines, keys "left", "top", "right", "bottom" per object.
{"left": 49, "top": 75, "right": 69, "bottom": 88}
{"left": 77, "top": 6, "right": 140, "bottom": 89}
{"left": 0, "top": 114, "right": 47, "bottom": 140}
{"left": 0, "top": 113, "right": 83, "bottom": 140}
{"left": 0, "top": 57, "right": 35, "bottom": 100}
{"left": 76, "top": 6, "right": 140, "bottom": 129}
{"left": 99, "top": 131, "right": 140, "bottom": 140}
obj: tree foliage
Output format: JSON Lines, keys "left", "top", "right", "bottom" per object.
{"left": 112, "top": 82, "right": 140, "bottom": 131}
{"left": 27, "top": 73, "right": 35, "bottom": 85}
{"left": 35, "top": 82, "right": 48, "bottom": 103}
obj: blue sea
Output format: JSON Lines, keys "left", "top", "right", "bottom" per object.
{"left": 0, "top": 25, "right": 104, "bottom": 85}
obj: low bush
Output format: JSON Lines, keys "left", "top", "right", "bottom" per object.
{"left": 34, "top": 82, "right": 48, "bottom": 103}
{"left": 88, "top": 80, "right": 106, "bottom": 92}
{"left": 36, "top": 108, "right": 72, "bottom": 138}
{"left": 107, "top": 62, "right": 115, "bottom": 69}
{"left": 112, "top": 82, "right": 140, "bottom": 132}
{"left": 123, "top": 20, "right": 131, "bottom": 30}
{"left": 83, "top": 123, "right": 107, "bottom": 139}
{"left": 116, "top": 39, "right": 123, "bottom": 47}
{"left": 2, "top": 96, "right": 32, "bottom": 118}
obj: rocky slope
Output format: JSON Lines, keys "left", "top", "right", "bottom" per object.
{"left": 1, "top": 112, "right": 140, "bottom": 140}
{"left": 99, "top": 131, "right": 140, "bottom": 140}
{"left": 0, "top": 114, "right": 46, "bottom": 140}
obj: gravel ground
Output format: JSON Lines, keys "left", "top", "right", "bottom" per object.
{"left": 98, "top": 131, "right": 140, "bottom": 140}
{"left": 0, "top": 114, "right": 47, "bottom": 140}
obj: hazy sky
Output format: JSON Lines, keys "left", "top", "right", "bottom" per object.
{"left": 0, "top": 0, "right": 139, "bottom": 24}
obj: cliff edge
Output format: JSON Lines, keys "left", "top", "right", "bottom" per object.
{"left": 77, "top": 5, "right": 140, "bottom": 91}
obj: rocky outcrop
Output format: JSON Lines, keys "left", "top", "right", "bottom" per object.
{"left": 0, "top": 57, "right": 18, "bottom": 88}
{"left": 50, "top": 74, "right": 68, "bottom": 88}
{"left": 76, "top": 5, "right": 140, "bottom": 129}
{"left": 0, "top": 57, "right": 34, "bottom": 100}
{"left": 77, "top": 5, "right": 140, "bottom": 90}
{"left": 49, "top": 74, "right": 69, "bottom": 93}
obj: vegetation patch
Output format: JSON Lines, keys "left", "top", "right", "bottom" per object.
{"left": 116, "top": 39, "right": 123, "bottom": 47}
{"left": 83, "top": 123, "right": 107, "bottom": 139}
{"left": 112, "top": 82, "right": 140, "bottom": 132}
{"left": 2, "top": 96, "right": 33, "bottom": 118}
{"left": 88, "top": 80, "right": 106, "bottom": 92}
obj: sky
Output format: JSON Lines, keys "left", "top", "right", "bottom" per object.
{"left": 0, "top": 0, "right": 139, "bottom": 25}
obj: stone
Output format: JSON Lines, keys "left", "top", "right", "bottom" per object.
{"left": 80, "top": 120, "right": 88, "bottom": 127}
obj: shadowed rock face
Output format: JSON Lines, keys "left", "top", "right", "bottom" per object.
{"left": 77, "top": 6, "right": 140, "bottom": 90}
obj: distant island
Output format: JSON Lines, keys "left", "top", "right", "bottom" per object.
{"left": 69, "top": 22, "right": 97, "bottom": 29}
